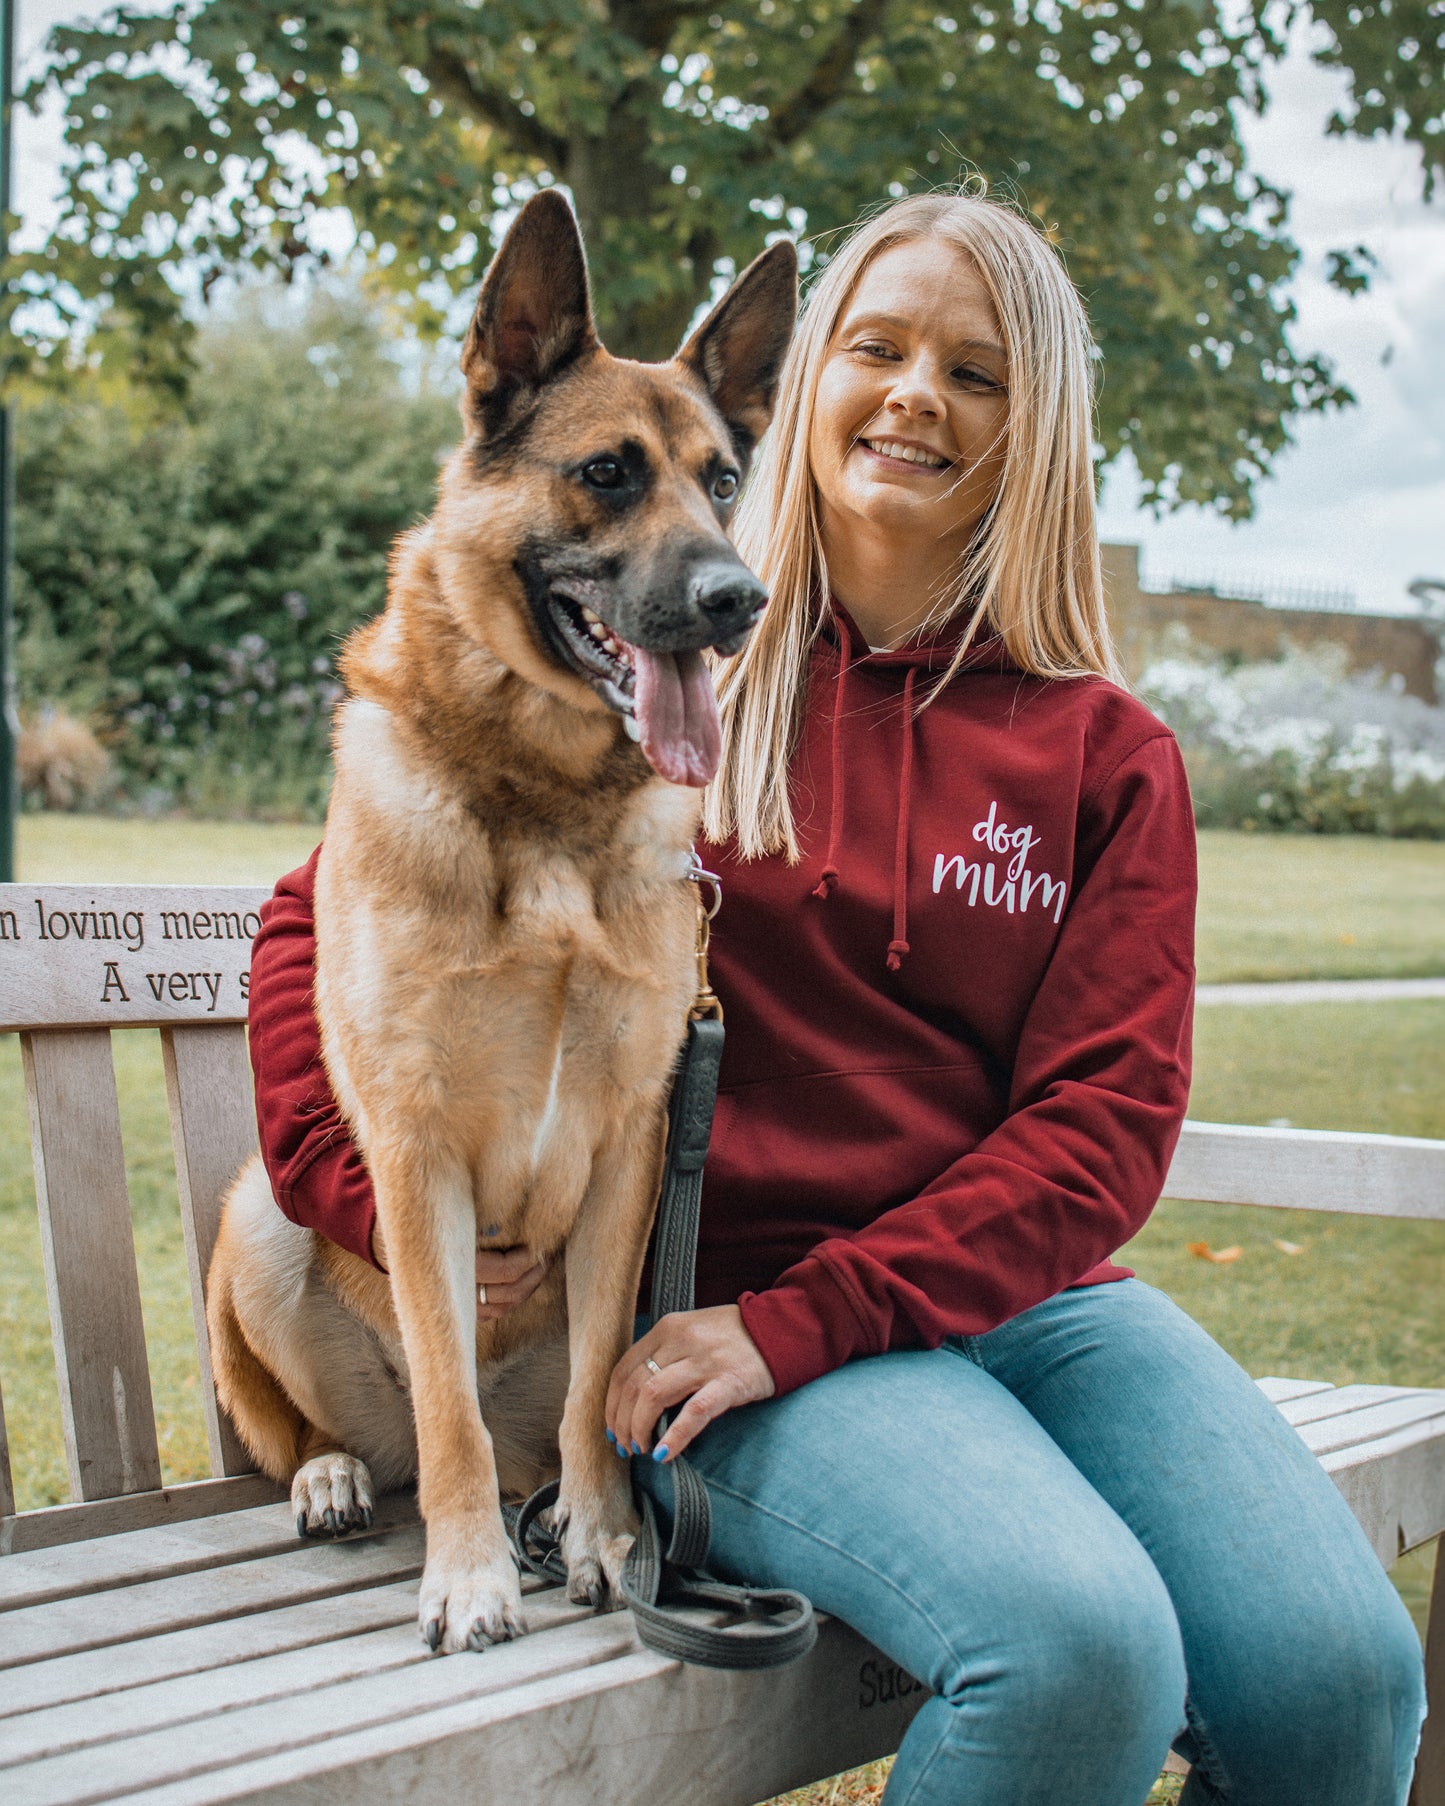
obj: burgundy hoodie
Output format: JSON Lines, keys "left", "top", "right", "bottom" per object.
{"left": 247, "top": 601, "right": 1196, "bottom": 1399}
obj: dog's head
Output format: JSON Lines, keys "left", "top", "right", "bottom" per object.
{"left": 432, "top": 190, "right": 797, "bottom": 788}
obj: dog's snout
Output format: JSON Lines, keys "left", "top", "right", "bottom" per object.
{"left": 691, "top": 563, "right": 767, "bottom": 621}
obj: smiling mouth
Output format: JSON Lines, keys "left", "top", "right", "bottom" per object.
{"left": 860, "top": 437, "right": 952, "bottom": 470}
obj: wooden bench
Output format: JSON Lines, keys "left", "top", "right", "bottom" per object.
{"left": 0, "top": 881, "right": 1440, "bottom": 1804}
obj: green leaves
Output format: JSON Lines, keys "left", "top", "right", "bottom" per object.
{"left": 12, "top": 291, "right": 460, "bottom": 808}
{"left": 11, "top": 0, "right": 1442, "bottom": 514}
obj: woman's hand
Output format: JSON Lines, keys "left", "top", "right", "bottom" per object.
{"left": 475, "top": 1246, "right": 549, "bottom": 1322}
{"left": 606, "top": 1306, "right": 775, "bottom": 1463}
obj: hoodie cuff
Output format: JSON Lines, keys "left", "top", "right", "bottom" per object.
{"left": 738, "top": 1257, "right": 877, "bottom": 1397}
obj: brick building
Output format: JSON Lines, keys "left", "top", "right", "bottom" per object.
{"left": 1102, "top": 543, "right": 1442, "bottom": 706}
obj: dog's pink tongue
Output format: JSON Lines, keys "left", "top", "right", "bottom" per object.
{"left": 630, "top": 647, "right": 722, "bottom": 788}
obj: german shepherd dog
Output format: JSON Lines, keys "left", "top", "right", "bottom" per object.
{"left": 206, "top": 192, "right": 796, "bottom": 1654}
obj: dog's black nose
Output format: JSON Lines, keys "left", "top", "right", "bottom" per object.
{"left": 691, "top": 563, "right": 768, "bottom": 621}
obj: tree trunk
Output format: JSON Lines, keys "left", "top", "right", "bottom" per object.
{"left": 566, "top": 84, "right": 714, "bottom": 360}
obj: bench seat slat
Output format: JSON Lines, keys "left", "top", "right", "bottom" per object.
{"left": 1273, "top": 1383, "right": 1442, "bottom": 1427}
{"left": 1, "top": 1476, "right": 287, "bottom": 1561}
{"left": 0, "top": 1497, "right": 415, "bottom": 1615}
{"left": 0, "top": 1588, "right": 588, "bottom": 1772}
{"left": 22, "top": 1030, "right": 162, "bottom": 1505}
{"left": 122, "top": 1620, "right": 925, "bottom": 1806}
{"left": 0, "top": 1526, "right": 426, "bottom": 1671}
{"left": 0, "top": 1581, "right": 423, "bottom": 1721}
{"left": 1292, "top": 1393, "right": 1445, "bottom": 1459}
{"left": 10, "top": 1608, "right": 646, "bottom": 1806}
{"left": 1253, "top": 1376, "right": 1337, "bottom": 1404}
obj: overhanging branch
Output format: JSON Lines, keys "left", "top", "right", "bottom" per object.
{"left": 763, "top": 0, "right": 893, "bottom": 150}
{"left": 422, "top": 47, "right": 569, "bottom": 168}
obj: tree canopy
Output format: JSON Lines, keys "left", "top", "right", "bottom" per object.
{"left": 11, "top": 0, "right": 1444, "bottom": 514}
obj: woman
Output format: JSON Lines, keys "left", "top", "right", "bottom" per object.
{"left": 248, "top": 191, "right": 1424, "bottom": 1804}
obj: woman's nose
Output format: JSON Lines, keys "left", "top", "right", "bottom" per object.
{"left": 885, "top": 359, "right": 943, "bottom": 418}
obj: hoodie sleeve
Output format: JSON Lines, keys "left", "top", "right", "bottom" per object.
{"left": 247, "top": 846, "right": 383, "bottom": 1270}
{"left": 737, "top": 733, "right": 1196, "bottom": 1397}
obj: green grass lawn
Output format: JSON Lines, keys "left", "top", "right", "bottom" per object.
{"left": 0, "top": 817, "right": 1439, "bottom": 1806}
{"left": 1195, "top": 828, "right": 1445, "bottom": 983}
{"left": 17, "top": 813, "right": 322, "bottom": 884}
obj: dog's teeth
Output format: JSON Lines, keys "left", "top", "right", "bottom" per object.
{"left": 589, "top": 622, "right": 607, "bottom": 640}
{"left": 622, "top": 713, "right": 641, "bottom": 742}
{"left": 580, "top": 605, "right": 601, "bottom": 624}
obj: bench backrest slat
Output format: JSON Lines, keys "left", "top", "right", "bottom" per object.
{"left": 22, "top": 1028, "right": 162, "bottom": 1501}
{"left": 0, "top": 885, "right": 267, "bottom": 1033}
{"left": 0, "top": 1386, "right": 14, "bottom": 1519}
{"left": 162, "top": 1024, "right": 260, "bottom": 1477}
{"left": 1167, "top": 1120, "right": 1445, "bottom": 1221}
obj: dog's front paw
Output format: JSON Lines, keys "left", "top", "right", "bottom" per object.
{"left": 557, "top": 1495, "right": 639, "bottom": 1611}
{"left": 418, "top": 1544, "right": 526, "bottom": 1654}
{"left": 291, "top": 1452, "right": 375, "bottom": 1537}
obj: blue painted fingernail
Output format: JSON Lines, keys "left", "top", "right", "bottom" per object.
{"left": 616, "top": 1442, "right": 630, "bottom": 1459}
{"left": 653, "top": 1444, "right": 669, "bottom": 1463}
{"left": 605, "top": 1427, "right": 616, "bottom": 1444}
{"left": 631, "top": 1440, "right": 642, "bottom": 1455}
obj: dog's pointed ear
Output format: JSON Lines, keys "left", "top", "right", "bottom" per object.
{"left": 677, "top": 240, "right": 798, "bottom": 457}
{"left": 462, "top": 191, "right": 598, "bottom": 433}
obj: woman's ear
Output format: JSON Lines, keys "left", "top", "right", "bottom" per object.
{"left": 461, "top": 190, "right": 598, "bottom": 435}
{"left": 677, "top": 240, "right": 799, "bottom": 457}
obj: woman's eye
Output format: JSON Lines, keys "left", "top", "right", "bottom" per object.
{"left": 713, "top": 470, "right": 739, "bottom": 502}
{"left": 955, "top": 367, "right": 1002, "bottom": 390}
{"left": 582, "top": 456, "right": 625, "bottom": 490}
{"left": 856, "top": 341, "right": 896, "bottom": 359}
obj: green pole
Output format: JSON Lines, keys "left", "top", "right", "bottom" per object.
{"left": 0, "top": 0, "right": 16, "bottom": 880}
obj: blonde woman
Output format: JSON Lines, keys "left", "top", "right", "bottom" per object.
{"left": 251, "top": 192, "right": 1423, "bottom": 1802}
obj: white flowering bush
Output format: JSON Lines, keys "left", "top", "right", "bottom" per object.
{"left": 1137, "top": 636, "right": 1445, "bottom": 838}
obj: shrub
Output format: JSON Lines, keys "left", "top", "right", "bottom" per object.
{"left": 1137, "top": 636, "right": 1445, "bottom": 838}
{"left": 16, "top": 708, "right": 115, "bottom": 812}
{"left": 13, "top": 287, "right": 460, "bottom": 815}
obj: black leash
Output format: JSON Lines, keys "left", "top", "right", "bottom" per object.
{"left": 509, "top": 856, "right": 817, "bottom": 1670}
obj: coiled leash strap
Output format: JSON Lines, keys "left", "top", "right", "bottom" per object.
{"left": 510, "top": 857, "right": 816, "bottom": 1670}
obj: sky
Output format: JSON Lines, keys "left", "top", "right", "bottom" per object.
{"left": 12, "top": 1, "right": 1445, "bottom": 616}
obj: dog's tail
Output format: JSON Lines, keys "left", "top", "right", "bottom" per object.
{"left": 206, "top": 1164, "right": 306, "bottom": 1482}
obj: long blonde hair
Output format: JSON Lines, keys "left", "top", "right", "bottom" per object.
{"left": 704, "top": 187, "right": 1123, "bottom": 861}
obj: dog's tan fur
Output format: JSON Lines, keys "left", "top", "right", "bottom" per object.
{"left": 207, "top": 194, "right": 795, "bottom": 1653}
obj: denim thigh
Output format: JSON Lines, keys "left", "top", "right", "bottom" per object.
{"left": 637, "top": 1338, "right": 1187, "bottom": 1806}
{"left": 970, "top": 1279, "right": 1426, "bottom": 1806}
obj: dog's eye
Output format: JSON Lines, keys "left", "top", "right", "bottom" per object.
{"left": 582, "top": 456, "right": 626, "bottom": 490}
{"left": 713, "top": 471, "right": 739, "bottom": 502}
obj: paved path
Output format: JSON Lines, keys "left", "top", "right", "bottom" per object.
{"left": 1196, "top": 976, "right": 1445, "bottom": 1006}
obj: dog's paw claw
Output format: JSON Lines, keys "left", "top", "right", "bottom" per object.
{"left": 418, "top": 1549, "right": 526, "bottom": 1654}
{"left": 290, "top": 1452, "right": 376, "bottom": 1538}
{"left": 566, "top": 1556, "right": 609, "bottom": 1610}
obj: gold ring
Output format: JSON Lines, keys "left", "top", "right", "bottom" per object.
{"left": 645, "top": 1357, "right": 663, "bottom": 1377}
{"left": 478, "top": 1284, "right": 488, "bottom": 1307}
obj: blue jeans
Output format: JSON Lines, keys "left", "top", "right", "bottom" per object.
{"left": 637, "top": 1280, "right": 1424, "bottom": 1806}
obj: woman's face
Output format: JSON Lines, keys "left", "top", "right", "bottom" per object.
{"left": 808, "top": 237, "right": 1009, "bottom": 568}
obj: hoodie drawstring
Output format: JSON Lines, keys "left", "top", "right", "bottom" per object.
{"left": 811, "top": 631, "right": 851, "bottom": 900}
{"left": 811, "top": 626, "right": 918, "bottom": 975}
{"left": 885, "top": 665, "right": 917, "bottom": 973}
